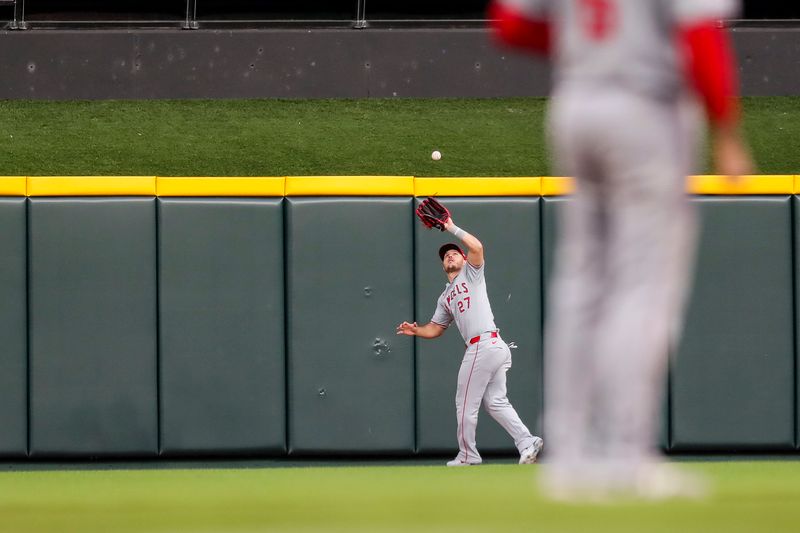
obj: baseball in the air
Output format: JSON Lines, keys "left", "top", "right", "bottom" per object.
{"left": 431, "top": 150, "right": 442, "bottom": 161}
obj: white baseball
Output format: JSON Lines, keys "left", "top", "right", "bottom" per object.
{"left": 431, "top": 150, "right": 442, "bottom": 161}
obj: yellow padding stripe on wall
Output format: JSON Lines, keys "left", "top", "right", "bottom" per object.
{"left": 689, "top": 175, "right": 794, "bottom": 195}
{"left": 414, "top": 177, "right": 540, "bottom": 196}
{"left": 157, "top": 177, "right": 285, "bottom": 197}
{"left": 542, "top": 175, "right": 795, "bottom": 196}
{"left": 3, "top": 175, "right": 799, "bottom": 196}
{"left": 0, "top": 177, "right": 27, "bottom": 196}
{"left": 541, "top": 177, "right": 575, "bottom": 196}
{"left": 285, "top": 176, "right": 414, "bottom": 196}
{"left": 27, "top": 176, "right": 157, "bottom": 196}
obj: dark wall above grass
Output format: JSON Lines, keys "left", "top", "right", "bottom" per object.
{"left": 0, "top": 28, "right": 797, "bottom": 101}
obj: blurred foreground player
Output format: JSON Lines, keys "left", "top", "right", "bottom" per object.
{"left": 490, "top": 0, "right": 753, "bottom": 498}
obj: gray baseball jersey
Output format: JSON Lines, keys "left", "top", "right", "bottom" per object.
{"left": 431, "top": 261, "right": 497, "bottom": 343}
{"left": 500, "top": 0, "right": 737, "bottom": 100}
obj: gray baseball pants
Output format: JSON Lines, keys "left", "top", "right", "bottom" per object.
{"left": 453, "top": 336, "right": 537, "bottom": 464}
{"left": 543, "top": 87, "right": 700, "bottom": 475}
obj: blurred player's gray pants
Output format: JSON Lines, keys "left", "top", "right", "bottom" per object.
{"left": 454, "top": 337, "right": 537, "bottom": 464}
{"left": 544, "top": 87, "right": 700, "bottom": 475}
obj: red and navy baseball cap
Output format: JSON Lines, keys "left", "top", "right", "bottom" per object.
{"left": 439, "top": 243, "right": 466, "bottom": 261}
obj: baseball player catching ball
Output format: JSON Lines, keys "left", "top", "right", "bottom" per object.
{"left": 398, "top": 198, "right": 544, "bottom": 466}
{"left": 490, "top": 0, "right": 753, "bottom": 498}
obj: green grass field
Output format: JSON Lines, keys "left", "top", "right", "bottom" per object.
{"left": 1, "top": 97, "right": 798, "bottom": 176}
{"left": 1, "top": 461, "right": 799, "bottom": 532}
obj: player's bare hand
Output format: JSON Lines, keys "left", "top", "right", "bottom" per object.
{"left": 396, "top": 321, "right": 418, "bottom": 336}
{"left": 444, "top": 217, "right": 454, "bottom": 231}
{"left": 713, "top": 126, "right": 754, "bottom": 181}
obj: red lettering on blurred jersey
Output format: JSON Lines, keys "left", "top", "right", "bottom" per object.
{"left": 580, "top": 0, "right": 616, "bottom": 41}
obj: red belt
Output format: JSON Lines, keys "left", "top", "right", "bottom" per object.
{"left": 469, "top": 331, "right": 498, "bottom": 345}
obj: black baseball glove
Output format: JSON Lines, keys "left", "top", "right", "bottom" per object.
{"left": 415, "top": 197, "right": 450, "bottom": 231}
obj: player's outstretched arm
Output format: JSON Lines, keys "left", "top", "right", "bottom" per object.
{"left": 396, "top": 321, "right": 446, "bottom": 339}
{"left": 679, "top": 19, "right": 753, "bottom": 178}
{"left": 444, "top": 217, "right": 484, "bottom": 268}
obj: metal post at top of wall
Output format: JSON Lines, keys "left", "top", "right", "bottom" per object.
{"left": 183, "top": 0, "right": 198, "bottom": 29}
{"left": 9, "top": 0, "right": 27, "bottom": 30}
{"left": 354, "top": 0, "right": 367, "bottom": 29}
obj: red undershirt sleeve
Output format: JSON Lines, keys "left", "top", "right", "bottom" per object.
{"left": 679, "top": 20, "right": 740, "bottom": 126}
{"left": 488, "top": 1, "right": 551, "bottom": 56}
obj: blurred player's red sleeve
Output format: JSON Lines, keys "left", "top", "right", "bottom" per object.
{"left": 679, "top": 20, "right": 739, "bottom": 126}
{"left": 488, "top": 1, "right": 551, "bottom": 56}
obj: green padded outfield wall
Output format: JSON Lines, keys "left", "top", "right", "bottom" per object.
{"left": 4, "top": 177, "right": 800, "bottom": 459}
{"left": 158, "top": 199, "right": 286, "bottom": 456}
{"left": 796, "top": 196, "right": 800, "bottom": 451}
{"left": 414, "top": 198, "right": 542, "bottom": 455}
{"left": 286, "top": 198, "right": 415, "bottom": 454}
{"left": 0, "top": 198, "right": 27, "bottom": 457}
{"left": 671, "top": 197, "right": 795, "bottom": 451}
{"left": 29, "top": 198, "right": 158, "bottom": 457}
